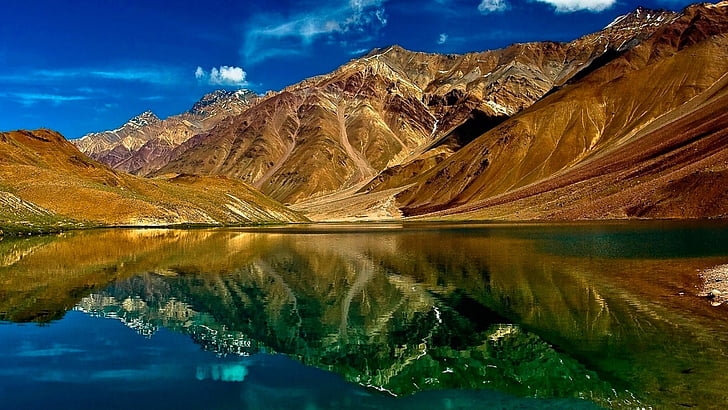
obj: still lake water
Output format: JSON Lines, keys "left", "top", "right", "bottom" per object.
{"left": 1, "top": 222, "right": 728, "bottom": 409}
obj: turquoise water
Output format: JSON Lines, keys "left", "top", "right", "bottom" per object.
{"left": 1, "top": 222, "right": 727, "bottom": 409}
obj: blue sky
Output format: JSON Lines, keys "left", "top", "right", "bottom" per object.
{"left": 0, "top": 0, "right": 694, "bottom": 139}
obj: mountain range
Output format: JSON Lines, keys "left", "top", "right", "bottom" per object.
{"left": 2, "top": 1, "right": 727, "bottom": 231}
{"left": 73, "top": 89, "right": 258, "bottom": 175}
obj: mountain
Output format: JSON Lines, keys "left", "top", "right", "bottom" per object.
{"left": 0, "top": 129, "right": 307, "bottom": 234}
{"left": 74, "top": 110, "right": 161, "bottom": 158}
{"left": 146, "top": 6, "right": 676, "bottom": 210}
{"left": 73, "top": 89, "right": 258, "bottom": 175}
{"left": 395, "top": 1, "right": 728, "bottom": 220}
{"left": 72, "top": 2, "right": 728, "bottom": 222}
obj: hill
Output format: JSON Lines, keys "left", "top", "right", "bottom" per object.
{"left": 0, "top": 129, "right": 306, "bottom": 234}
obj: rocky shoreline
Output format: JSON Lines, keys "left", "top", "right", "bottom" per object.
{"left": 699, "top": 264, "right": 728, "bottom": 306}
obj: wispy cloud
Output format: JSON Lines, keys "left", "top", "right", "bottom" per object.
{"left": 76, "top": 87, "right": 106, "bottom": 94}
{"left": 533, "top": 0, "right": 616, "bottom": 13}
{"left": 349, "top": 47, "right": 371, "bottom": 55}
{"left": 437, "top": 33, "right": 449, "bottom": 44}
{"left": 195, "top": 65, "right": 248, "bottom": 86}
{"left": 88, "top": 69, "right": 180, "bottom": 84}
{"left": 0, "top": 91, "right": 91, "bottom": 106}
{"left": 242, "top": 0, "right": 388, "bottom": 64}
{"left": 1, "top": 67, "right": 184, "bottom": 86}
{"left": 478, "top": 0, "right": 509, "bottom": 14}
{"left": 407, "top": 0, "right": 462, "bottom": 18}
{"left": 445, "top": 27, "right": 522, "bottom": 43}
{"left": 96, "top": 102, "right": 119, "bottom": 112}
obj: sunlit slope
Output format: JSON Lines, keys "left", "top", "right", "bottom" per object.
{"left": 151, "top": 7, "right": 670, "bottom": 207}
{"left": 397, "top": 2, "right": 728, "bottom": 219}
{"left": 0, "top": 129, "right": 306, "bottom": 231}
{"left": 73, "top": 90, "right": 258, "bottom": 175}
{"left": 431, "top": 69, "right": 728, "bottom": 220}
{"left": 153, "top": 78, "right": 439, "bottom": 204}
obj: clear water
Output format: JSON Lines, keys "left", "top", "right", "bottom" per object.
{"left": 1, "top": 221, "right": 727, "bottom": 409}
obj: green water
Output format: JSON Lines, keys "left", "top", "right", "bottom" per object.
{"left": 1, "top": 222, "right": 727, "bottom": 409}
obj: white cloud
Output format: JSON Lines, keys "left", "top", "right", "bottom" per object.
{"left": 242, "top": 0, "right": 388, "bottom": 64}
{"left": 478, "top": 0, "right": 509, "bottom": 14}
{"left": 438, "top": 33, "right": 448, "bottom": 44}
{"left": 195, "top": 66, "right": 205, "bottom": 79}
{"left": 533, "top": 0, "right": 616, "bottom": 13}
{"left": 195, "top": 66, "right": 248, "bottom": 87}
{"left": 210, "top": 66, "right": 246, "bottom": 85}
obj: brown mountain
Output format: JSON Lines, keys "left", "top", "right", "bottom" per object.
{"left": 395, "top": 1, "right": 728, "bottom": 220}
{"left": 293, "top": 2, "right": 728, "bottom": 220}
{"left": 69, "top": 2, "right": 728, "bottom": 222}
{"left": 73, "top": 89, "right": 258, "bottom": 175}
{"left": 147, "top": 6, "right": 676, "bottom": 210}
{"left": 0, "top": 129, "right": 306, "bottom": 234}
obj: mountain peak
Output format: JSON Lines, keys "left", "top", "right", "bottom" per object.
{"left": 697, "top": 1, "right": 728, "bottom": 8}
{"left": 74, "top": 89, "right": 259, "bottom": 173}
{"left": 362, "top": 44, "right": 408, "bottom": 59}
{"left": 189, "top": 89, "right": 257, "bottom": 115}
{"left": 685, "top": 0, "right": 728, "bottom": 13}
{"left": 127, "top": 110, "right": 160, "bottom": 128}
{"left": 603, "top": 6, "right": 676, "bottom": 30}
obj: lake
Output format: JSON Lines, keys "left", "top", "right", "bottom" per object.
{"left": 1, "top": 222, "right": 728, "bottom": 409}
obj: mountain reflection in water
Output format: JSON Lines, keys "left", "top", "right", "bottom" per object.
{"left": 1, "top": 222, "right": 727, "bottom": 409}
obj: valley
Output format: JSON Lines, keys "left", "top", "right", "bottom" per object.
{"left": 2, "top": 2, "right": 728, "bottom": 409}
{"left": 2, "top": 2, "right": 727, "bottom": 232}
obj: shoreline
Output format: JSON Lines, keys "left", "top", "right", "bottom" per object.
{"left": 700, "top": 264, "right": 728, "bottom": 306}
{"left": 3, "top": 216, "right": 728, "bottom": 238}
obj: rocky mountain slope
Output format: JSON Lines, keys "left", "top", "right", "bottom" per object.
{"left": 396, "top": 1, "right": 728, "bottom": 220}
{"left": 73, "top": 89, "right": 258, "bottom": 175}
{"left": 0, "top": 129, "right": 306, "bottom": 234}
{"left": 297, "top": 2, "right": 728, "bottom": 220}
{"left": 70, "top": 2, "right": 728, "bottom": 222}
{"left": 145, "top": 5, "right": 676, "bottom": 209}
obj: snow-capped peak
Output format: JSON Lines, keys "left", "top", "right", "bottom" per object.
{"left": 603, "top": 7, "right": 675, "bottom": 31}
